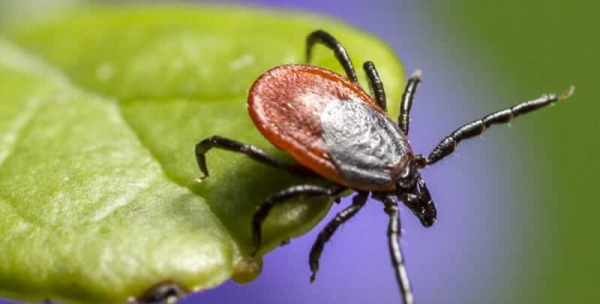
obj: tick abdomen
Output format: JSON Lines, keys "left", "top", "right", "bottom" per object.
{"left": 248, "top": 64, "right": 412, "bottom": 190}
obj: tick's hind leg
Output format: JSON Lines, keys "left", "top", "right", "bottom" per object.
{"left": 425, "top": 86, "right": 575, "bottom": 165}
{"left": 382, "top": 194, "right": 414, "bottom": 304}
{"left": 363, "top": 61, "right": 387, "bottom": 111}
{"left": 305, "top": 30, "right": 359, "bottom": 83}
{"left": 251, "top": 184, "right": 346, "bottom": 256}
{"left": 309, "top": 191, "right": 368, "bottom": 283}
{"left": 195, "top": 135, "right": 315, "bottom": 179}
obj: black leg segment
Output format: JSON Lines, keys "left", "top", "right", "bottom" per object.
{"left": 309, "top": 191, "right": 368, "bottom": 283}
{"left": 427, "top": 86, "right": 575, "bottom": 165}
{"left": 306, "top": 30, "right": 359, "bottom": 83}
{"left": 383, "top": 195, "right": 414, "bottom": 304}
{"left": 363, "top": 61, "right": 387, "bottom": 111}
{"left": 195, "top": 135, "right": 315, "bottom": 178}
{"left": 252, "top": 184, "right": 346, "bottom": 255}
{"left": 399, "top": 70, "right": 422, "bottom": 135}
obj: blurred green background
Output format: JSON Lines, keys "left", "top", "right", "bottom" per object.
{"left": 435, "top": 1, "right": 599, "bottom": 303}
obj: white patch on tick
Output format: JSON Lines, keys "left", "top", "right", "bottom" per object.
{"left": 320, "top": 100, "right": 407, "bottom": 185}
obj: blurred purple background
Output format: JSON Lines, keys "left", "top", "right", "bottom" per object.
{"left": 184, "top": 1, "right": 532, "bottom": 304}
{"left": 1, "top": 1, "right": 540, "bottom": 304}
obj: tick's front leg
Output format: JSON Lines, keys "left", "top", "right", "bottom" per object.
{"left": 195, "top": 135, "right": 315, "bottom": 179}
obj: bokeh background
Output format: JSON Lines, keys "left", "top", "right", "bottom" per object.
{"left": 1, "top": 0, "right": 598, "bottom": 304}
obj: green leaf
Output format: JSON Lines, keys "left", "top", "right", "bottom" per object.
{"left": 0, "top": 6, "right": 404, "bottom": 304}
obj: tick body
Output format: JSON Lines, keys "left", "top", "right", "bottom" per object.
{"left": 248, "top": 64, "right": 412, "bottom": 191}
{"left": 195, "top": 29, "right": 574, "bottom": 304}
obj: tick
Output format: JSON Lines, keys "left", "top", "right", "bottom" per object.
{"left": 195, "top": 30, "right": 574, "bottom": 304}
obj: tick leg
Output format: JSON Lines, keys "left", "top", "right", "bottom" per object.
{"left": 363, "top": 61, "right": 387, "bottom": 111}
{"left": 252, "top": 184, "right": 346, "bottom": 256}
{"left": 195, "top": 135, "right": 315, "bottom": 179}
{"left": 306, "top": 30, "right": 359, "bottom": 83}
{"left": 137, "top": 281, "right": 187, "bottom": 304}
{"left": 383, "top": 194, "right": 414, "bottom": 304}
{"left": 425, "top": 86, "right": 575, "bottom": 165}
{"left": 309, "top": 191, "right": 368, "bottom": 283}
{"left": 399, "top": 70, "right": 422, "bottom": 135}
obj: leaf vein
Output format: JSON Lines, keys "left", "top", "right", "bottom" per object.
{"left": 0, "top": 96, "right": 43, "bottom": 167}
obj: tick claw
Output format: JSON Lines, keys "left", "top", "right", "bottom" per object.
{"left": 309, "top": 273, "right": 316, "bottom": 283}
{"left": 559, "top": 85, "right": 576, "bottom": 100}
{"left": 411, "top": 69, "right": 422, "bottom": 79}
{"left": 166, "top": 296, "right": 179, "bottom": 304}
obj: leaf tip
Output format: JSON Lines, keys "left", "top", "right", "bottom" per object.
{"left": 230, "top": 256, "right": 263, "bottom": 284}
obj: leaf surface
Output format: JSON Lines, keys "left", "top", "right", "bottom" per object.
{"left": 0, "top": 6, "right": 404, "bottom": 304}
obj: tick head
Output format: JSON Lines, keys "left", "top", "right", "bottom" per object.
{"left": 396, "top": 161, "right": 419, "bottom": 190}
{"left": 396, "top": 162, "right": 437, "bottom": 227}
